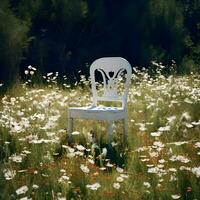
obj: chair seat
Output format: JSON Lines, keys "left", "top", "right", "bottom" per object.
{"left": 68, "top": 106, "right": 126, "bottom": 120}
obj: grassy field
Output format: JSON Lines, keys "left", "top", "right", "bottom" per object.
{"left": 0, "top": 66, "right": 200, "bottom": 200}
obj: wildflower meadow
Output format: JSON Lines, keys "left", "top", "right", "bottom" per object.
{"left": 0, "top": 64, "right": 200, "bottom": 200}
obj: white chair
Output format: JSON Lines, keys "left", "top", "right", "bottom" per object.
{"left": 67, "top": 57, "right": 132, "bottom": 143}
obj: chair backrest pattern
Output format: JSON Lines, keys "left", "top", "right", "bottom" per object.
{"left": 90, "top": 57, "right": 132, "bottom": 108}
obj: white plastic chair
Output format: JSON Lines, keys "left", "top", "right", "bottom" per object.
{"left": 68, "top": 57, "right": 132, "bottom": 143}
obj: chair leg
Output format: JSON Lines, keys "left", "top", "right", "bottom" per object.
{"left": 123, "top": 117, "right": 128, "bottom": 143}
{"left": 108, "top": 120, "right": 113, "bottom": 144}
{"left": 68, "top": 118, "right": 73, "bottom": 135}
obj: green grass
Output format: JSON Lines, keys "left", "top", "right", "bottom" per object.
{"left": 0, "top": 68, "right": 200, "bottom": 200}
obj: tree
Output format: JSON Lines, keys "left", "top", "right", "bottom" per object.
{"left": 0, "top": 0, "right": 29, "bottom": 87}
{"left": 15, "top": 0, "right": 89, "bottom": 81}
{"left": 181, "top": 0, "right": 200, "bottom": 73}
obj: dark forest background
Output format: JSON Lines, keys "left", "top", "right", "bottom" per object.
{"left": 0, "top": 0, "right": 200, "bottom": 87}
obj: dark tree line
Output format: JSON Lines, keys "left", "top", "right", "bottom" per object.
{"left": 0, "top": 0, "right": 200, "bottom": 87}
